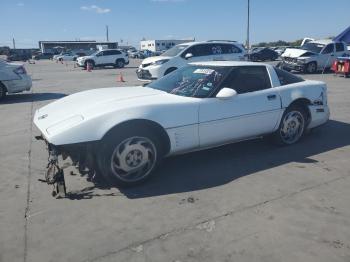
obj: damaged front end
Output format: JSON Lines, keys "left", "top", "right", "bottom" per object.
{"left": 35, "top": 135, "right": 98, "bottom": 198}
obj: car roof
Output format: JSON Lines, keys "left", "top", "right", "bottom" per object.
{"left": 309, "top": 39, "right": 337, "bottom": 45}
{"left": 178, "top": 41, "right": 241, "bottom": 47}
{"left": 190, "top": 61, "right": 269, "bottom": 67}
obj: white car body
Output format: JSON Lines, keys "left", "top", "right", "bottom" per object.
{"left": 281, "top": 39, "right": 349, "bottom": 73}
{"left": 54, "top": 53, "right": 78, "bottom": 61}
{"left": 137, "top": 41, "right": 246, "bottom": 81}
{"left": 0, "top": 59, "right": 32, "bottom": 97}
{"left": 76, "top": 49, "right": 129, "bottom": 68}
{"left": 34, "top": 61, "right": 329, "bottom": 153}
{"left": 33, "top": 61, "right": 330, "bottom": 192}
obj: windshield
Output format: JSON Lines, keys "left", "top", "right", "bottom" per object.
{"left": 161, "top": 45, "right": 189, "bottom": 57}
{"left": 148, "top": 65, "right": 230, "bottom": 98}
{"left": 301, "top": 43, "right": 325, "bottom": 53}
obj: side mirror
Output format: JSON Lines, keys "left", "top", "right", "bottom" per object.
{"left": 216, "top": 88, "right": 237, "bottom": 100}
{"left": 185, "top": 53, "right": 193, "bottom": 59}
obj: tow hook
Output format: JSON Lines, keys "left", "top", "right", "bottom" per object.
{"left": 45, "top": 150, "right": 66, "bottom": 198}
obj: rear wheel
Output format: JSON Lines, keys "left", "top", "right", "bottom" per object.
{"left": 272, "top": 105, "right": 307, "bottom": 145}
{"left": 97, "top": 128, "right": 162, "bottom": 186}
{"left": 115, "top": 59, "right": 125, "bottom": 68}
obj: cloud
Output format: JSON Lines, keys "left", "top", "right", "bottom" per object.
{"left": 16, "top": 2, "right": 24, "bottom": 6}
{"left": 80, "top": 5, "right": 111, "bottom": 14}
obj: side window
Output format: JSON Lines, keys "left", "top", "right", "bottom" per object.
{"left": 220, "top": 44, "right": 241, "bottom": 54}
{"left": 335, "top": 43, "right": 345, "bottom": 52}
{"left": 193, "top": 44, "right": 213, "bottom": 57}
{"left": 183, "top": 46, "right": 195, "bottom": 57}
{"left": 321, "top": 44, "right": 334, "bottom": 54}
{"left": 109, "top": 50, "right": 121, "bottom": 55}
{"left": 221, "top": 66, "right": 272, "bottom": 94}
{"left": 275, "top": 67, "right": 304, "bottom": 86}
{"left": 211, "top": 45, "right": 222, "bottom": 55}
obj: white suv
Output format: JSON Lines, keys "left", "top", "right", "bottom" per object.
{"left": 76, "top": 49, "right": 129, "bottom": 69}
{"left": 136, "top": 41, "right": 246, "bottom": 80}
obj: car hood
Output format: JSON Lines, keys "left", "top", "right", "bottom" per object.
{"left": 141, "top": 56, "right": 172, "bottom": 65}
{"left": 34, "top": 86, "right": 167, "bottom": 135}
{"left": 281, "top": 48, "right": 316, "bottom": 58}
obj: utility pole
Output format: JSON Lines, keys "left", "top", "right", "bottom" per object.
{"left": 106, "top": 25, "right": 109, "bottom": 42}
{"left": 246, "top": 0, "right": 250, "bottom": 50}
{"left": 12, "top": 38, "right": 16, "bottom": 49}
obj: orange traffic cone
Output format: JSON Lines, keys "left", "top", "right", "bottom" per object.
{"left": 118, "top": 72, "right": 125, "bottom": 82}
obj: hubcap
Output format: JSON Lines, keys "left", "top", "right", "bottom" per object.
{"left": 280, "top": 111, "right": 304, "bottom": 144}
{"left": 118, "top": 61, "right": 123, "bottom": 67}
{"left": 110, "top": 137, "right": 156, "bottom": 182}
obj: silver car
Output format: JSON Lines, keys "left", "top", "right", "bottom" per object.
{"left": 0, "top": 59, "right": 32, "bottom": 100}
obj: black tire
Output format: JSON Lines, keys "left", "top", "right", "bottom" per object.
{"left": 115, "top": 59, "right": 125, "bottom": 68}
{"left": 96, "top": 127, "right": 163, "bottom": 187}
{"left": 272, "top": 105, "right": 307, "bottom": 146}
{"left": 0, "top": 83, "right": 7, "bottom": 100}
{"left": 164, "top": 67, "right": 177, "bottom": 76}
{"left": 84, "top": 60, "right": 95, "bottom": 69}
{"left": 305, "top": 62, "right": 317, "bottom": 74}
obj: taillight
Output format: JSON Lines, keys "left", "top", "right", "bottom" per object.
{"left": 14, "top": 66, "right": 27, "bottom": 75}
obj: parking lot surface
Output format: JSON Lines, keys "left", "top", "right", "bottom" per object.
{"left": 1, "top": 59, "right": 350, "bottom": 262}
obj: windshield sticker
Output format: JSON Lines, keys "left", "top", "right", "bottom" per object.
{"left": 193, "top": 68, "right": 215, "bottom": 75}
{"left": 202, "top": 86, "right": 211, "bottom": 91}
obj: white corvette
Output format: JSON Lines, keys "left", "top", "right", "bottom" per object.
{"left": 34, "top": 61, "right": 329, "bottom": 196}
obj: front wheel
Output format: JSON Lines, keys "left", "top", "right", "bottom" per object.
{"left": 0, "top": 83, "right": 6, "bottom": 100}
{"left": 305, "top": 62, "right": 317, "bottom": 74}
{"left": 97, "top": 129, "right": 162, "bottom": 186}
{"left": 272, "top": 105, "right": 307, "bottom": 145}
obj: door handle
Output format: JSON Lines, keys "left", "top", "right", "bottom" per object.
{"left": 267, "top": 94, "right": 277, "bottom": 100}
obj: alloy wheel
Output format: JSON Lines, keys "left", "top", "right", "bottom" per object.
{"left": 110, "top": 136, "right": 157, "bottom": 182}
{"left": 280, "top": 111, "right": 305, "bottom": 144}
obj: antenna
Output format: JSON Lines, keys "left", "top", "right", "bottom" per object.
{"left": 106, "top": 25, "right": 109, "bottom": 42}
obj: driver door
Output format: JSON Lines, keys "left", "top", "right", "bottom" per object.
{"left": 198, "top": 66, "right": 282, "bottom": 148}
{"left": 95, "top": 51, "right": 105, "bottom": 65}
{"left": 319, "top": 44, "right": 336, "bottom": 68}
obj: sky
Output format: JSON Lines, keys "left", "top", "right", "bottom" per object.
{"left": 1, "top": 0, "right": 349, "bottom": 48}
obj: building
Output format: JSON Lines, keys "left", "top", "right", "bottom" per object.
{"left": 38, "top": 41, "right": 118, "bottom": 54}
{"left": 140, "top": 39, "right": 194, "bottom": 52}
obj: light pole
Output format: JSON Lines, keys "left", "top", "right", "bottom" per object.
{"left": 246, "top": 0, "right": 250, "bottom": 50}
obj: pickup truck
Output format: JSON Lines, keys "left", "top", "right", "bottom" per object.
{"left": 280, "top": 39, "right": 349, "bottom": 73}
